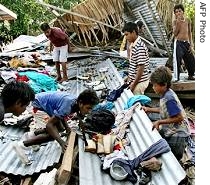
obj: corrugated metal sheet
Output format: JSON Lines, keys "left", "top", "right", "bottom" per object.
{"left": 0, "top": 56, "right": 186, "bottom": 182}
{"left": 63, "top": 57, "right": 185, "bottom": 185}
{"left": 0, "top": 124, "right": 62, "bottom": 176}
{"left": 123, "top": 0, "right": 172, "bottom": 54}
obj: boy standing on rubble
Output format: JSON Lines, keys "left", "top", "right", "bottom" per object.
{"left": 0, "top": 81, "right": 35, "bottom": 122}
{"left": 40, "top": 23, "right": 71, "bottom": 83}
{"left": 172, "top": 4, "right": 195, "bottom": 81}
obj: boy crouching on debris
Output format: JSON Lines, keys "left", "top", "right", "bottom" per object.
{"left": 13, "top": 89, "right": 99, "bottom": 163}
{"left": 142, "top": 66, "right": 193, "bottom": 162}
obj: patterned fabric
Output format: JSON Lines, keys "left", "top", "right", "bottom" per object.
{"left": 159, "top": 89, "right": 190, "bottom": 137}
{"left": 128, "top": 36, "right": 149, "bottom": 83}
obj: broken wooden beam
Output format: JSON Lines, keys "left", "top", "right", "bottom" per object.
{"left": 57, "top": 131, "right": 76, "bottom": 185}
{"left": 21, "top": 177, "right": 32, "bottom": 185}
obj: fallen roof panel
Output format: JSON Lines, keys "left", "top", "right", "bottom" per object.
{"left": 0, "top": 124, "right": 62, "bottom": 176}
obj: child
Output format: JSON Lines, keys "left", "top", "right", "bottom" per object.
{"left": 142, "top": 66, "right": 190, "bottom": 161}
{"left": 14, "top": 89, "right": 99, "bottom": 155}
{"left": 172, "top": 4, "right": 195, "bottom": 81}
{"left": 40, "top": 23, "right": 71, "bottom": 83}
{"left": 122, "top": 22, "right": 150, "bottom": 95}
{"left": 0, "top": 81, "right": 35, "bottom": 122}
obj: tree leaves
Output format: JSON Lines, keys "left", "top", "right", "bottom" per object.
{"left": 0, "top": 0, "right": 81, "bottom": 40}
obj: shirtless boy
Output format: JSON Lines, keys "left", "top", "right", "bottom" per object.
{"left": 172, "top": 4, "right": 195, "bottom": 81}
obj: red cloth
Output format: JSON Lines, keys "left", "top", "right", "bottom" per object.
{"left": 16, "top": 74, "right": 29, "bottom": 82}
{"left": 33, "top": 107, "right": 39, "bottom": 113}
{"left": 113, "top": 144, "right": 122, "bottom": 151}
{"left": 47, "top": 27, "right": 68, "bottom": 47}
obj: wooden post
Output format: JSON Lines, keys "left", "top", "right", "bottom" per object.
{"left": 57, "top": 131, "right": 76, "bottom": 185}
{"left": 21, "top": 177, "right": 32, "bottom": 185}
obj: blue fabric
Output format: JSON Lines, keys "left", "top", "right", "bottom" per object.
{"left": 106, "top": 83, "right": 129, "bottom": 102}
{"left": 93, "top": 101, "right": 115, "bottom": 111}
{"left": 160, "top": 89, "right": 190, "bottom": 138}
{"left": 111, "top": 139, "right": 171, "bottom": 183}
{"left": 32, "top": 91, "right": 76, "bottom": 118}
{"left": 166, "top": 99, "right": 181, "bottom": 117}
{"left": 19, "top": 71, "right": 58, "bottom": 93}
{"left": 124, "top": 95, "right": 151, "bottom": 109}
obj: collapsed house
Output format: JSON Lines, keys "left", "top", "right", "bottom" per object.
{"left": 0, "top": 0, "right": 194, "bottom": 185}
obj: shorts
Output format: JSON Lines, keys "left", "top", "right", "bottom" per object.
{"left": 53, "top": 44, "right": 68, "bottom": 62}
{"left": 133, "top": 79, "right": 150, "bottom": 95}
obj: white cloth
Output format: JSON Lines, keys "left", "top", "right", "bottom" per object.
{"left": 102, "top": 150, "right": 128, "bottom": 170}
{"left": 173, "top": 39, "right": 178, "bottom": 81}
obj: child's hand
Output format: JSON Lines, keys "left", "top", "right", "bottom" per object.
{"left": 152, "top": 121, "right": 161, "bottom": 131}
{"left": 142, "top": 106, "right": 149, "bottom": 113}
{"left": 129, "top": 82, "right": 135, "bottom": 92}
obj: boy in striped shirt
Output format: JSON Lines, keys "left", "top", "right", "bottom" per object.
{"left": 123, "top": 22, "right": 150, "bottom": 95}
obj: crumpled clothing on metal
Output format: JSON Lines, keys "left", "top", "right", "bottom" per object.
{"left": 111, "top": 138, "right": 171, "bottom": 183}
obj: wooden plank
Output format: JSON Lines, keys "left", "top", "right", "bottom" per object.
{"left": 57, "top": 131, "right": 76, "bottom": 185}
{"left": 146, "top": 80, "right": 195, "bottom": 93}
{"left": 145, "top": 80, "right": 195, "bottom": 100}
{"left": 21, "top": 177, "right": 32, "bottom": 185}
{"left": 171, "top": 81, "right": 195, "bottom": 91}
{"left": 145, "top": 92, "right": 195, "bottom": 100}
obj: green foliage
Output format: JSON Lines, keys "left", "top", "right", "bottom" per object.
{"left": 0, "top": 0, "right": 81, "bottom": 40}
{"left": 183, "top": 0, "right": 195, "bottom": 43}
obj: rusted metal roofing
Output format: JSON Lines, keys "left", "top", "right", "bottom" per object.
{"left": 63, "top": 57, "right": 186, "bottom": 185}
{"left": 0, "top": 4, "right": 17, "bottom": 20}
{"left": 0, "top": 124, "right": 62, "bottom": 176}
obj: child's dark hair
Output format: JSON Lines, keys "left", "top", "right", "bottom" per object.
{"left": 174, "top": 4, "right": 185, "bottom": 13}
{"left": 122, "top": 22, "right": 138, "bottom": 35}
{"left": 150, "top": 66, "right": 172, "bottom": 88}
{"left": 1, "top": 81, "right": 35, "bottom": 108}
{"left": 77, "top": 89, "right": 99, "bottom": 105}
{"left": 40, "top": 23, "right": 50, "bottom": 32}
{"left": 136, "top": 20, "right": 144, "bottom": 29}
